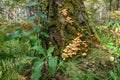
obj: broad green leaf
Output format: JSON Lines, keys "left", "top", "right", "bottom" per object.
{"left": 22, "top": 30, "right": 33, "bottom": 37}
{"left": 26, "top": 2, "right": 36, "bottom": 7}
{"left": 40, "top": 32, "right": 49, "bottom": 38}
{"left": 21, "top": 56, "right": 36, "bottom": 61}
{"left": 32, "top": 46, "right": 46, "bottom": 56}
{"left": 36, "top": 11, "right": 47, "bottom": 19}
{"left": 4, "top": 30, "right": 21, "bottom": 41}
{"left": 10, "top": 30, "right": 21, "bottom": 38}
{"left": 31, "top": 60, "right": 44, "bottom": 80}
{"left": 47, "top": 46, "right": 54, "bottom": 57}
{"left": 48, "top": 56, "right": 58, "bottom": 76}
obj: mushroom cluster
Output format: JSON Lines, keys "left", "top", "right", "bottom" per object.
{"left": 61, "top": 33, "right": 88, "bottom": 60}
{"left": 60, "top": 9, "right": 68, "bottom": 16}
{"left": 65, "top": 16, "right": 73, "bottom": 25}
{"left": 60, "top": 9, "right": 73, "bottom": 25}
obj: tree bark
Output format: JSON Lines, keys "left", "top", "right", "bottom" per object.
{"left": 46, "top": 0, "right": 95, "bottom": 58}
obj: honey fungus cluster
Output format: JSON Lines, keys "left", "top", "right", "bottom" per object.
{"left": 61, "top": 33, "right": 89, "bottom": 60}
{"left": 60, "top": 9, "right": 73, "bottom": 25}
{"left": 60, "top": 9, "right": 68, "bottom": 16}
{"left": 65, "top": 16, "right": 73, "bottom": 25}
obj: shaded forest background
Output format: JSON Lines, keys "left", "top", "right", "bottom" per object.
{"left": 0, "top": 0, "right": 120, "bottom": 80}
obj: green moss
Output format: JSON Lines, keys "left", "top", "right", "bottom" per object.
{"left": 61, "top": 24, "right": 77, "bottom": 46}
{"left": 64, "top": 0, "right": 82, "bottom": 14}
{"left": 66, "top": 25, "right": 77, "bottom": 34}
{"left": 65, "top": 2, "right": 74, "bottom": 14}
{"left": 48, "top": 0, "right": 92, "bottom": 56}
{"left": 71, "top": 0, "right": 81, "bottom": 7}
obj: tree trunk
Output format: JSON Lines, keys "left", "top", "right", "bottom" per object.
{"left": 116, "top": 0, "right": 120, "bottom": 10}
{"left": 46, "top": 0, "right": 95, "bottom": 59}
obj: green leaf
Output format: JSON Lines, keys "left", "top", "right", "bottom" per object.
{"left": 34, "top": 26, "right": 41, "bottom": 32}
{"left": 26, "top": 2, "right": 36, "bottom": 7}
{"left": 58, "top": 60, "right": 64, "bottom": 67}
{"left": 29, "top": 38, "right": 42, "bottom": 46}
{"left": 36, "top": 11, "right": 47, "bottom": 19}
{"left": 40, "top": 32, "right": 49, "bottom": 38}
{"left": 22, "top": 30, "right": 33, "bottom": 37}
{"left": 36, "top": 39, "right": 42, "bottom": 44}
{"left": 31, "top": 60, "right": 44, "bottom": 80}
{"left": 47, "top": 46, "right": 54, "bottom": 57}
{"left": 48, "top": 56, "right": 58, "bottom": 76}
{"left": 21, "top": 56, "right": 36, "bottom": 61}
{"left": 109, "top": 71, "right": 117, "bottom": 80}
{"left": 4, "top": 30, "right": 21, "bottom": 41}
{"left": 27, "top": 16, "right": 35, "bottom": 21}
{"left": 32, "top": 46, "right": 46, "bottom": 56}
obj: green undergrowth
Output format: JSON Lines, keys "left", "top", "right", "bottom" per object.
{"left": 96, "top": 21, "right": 120, "bottom": 57}
{"left": 1, "top": 20, "right": 120, "bottom": 80}
{"left": 1, "top": 23, "right": 120, "bottom": 80}
{"left": 63, "top": 21, "right": 120, "bottom": 80}
{"left": 64, "top": 47, "right": 120, "bottom": 80}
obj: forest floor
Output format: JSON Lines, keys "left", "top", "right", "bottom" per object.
{"left": 0, "top": 21, "right": 120, "bottom": 80}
